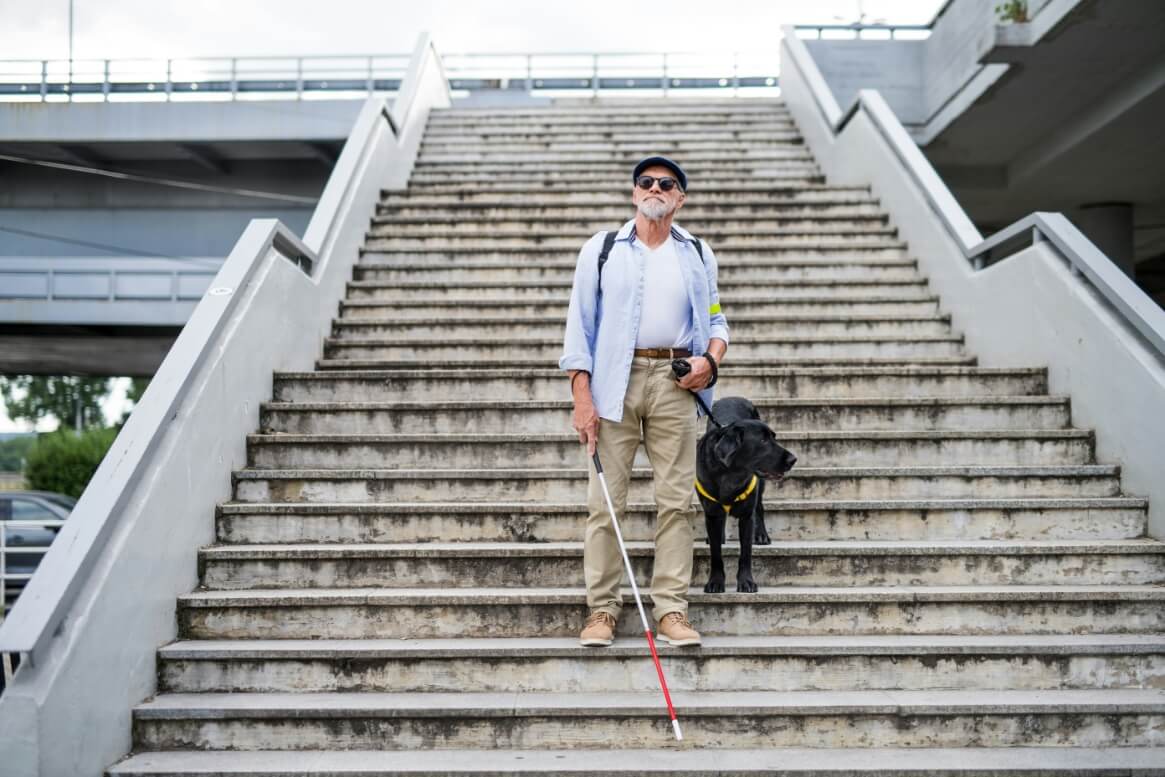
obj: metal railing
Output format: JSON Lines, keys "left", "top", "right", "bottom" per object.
{"left": 0, "top": 50, "right": 779, "bottom": 102}
{"left": 792, "top": 24, "right": 933, "bottom": 40}
{"left": 0, "top": 257, "right": 220, "bottom": 305}
{"left": 781, "top": 29, "right": 1165, "bottom": 359}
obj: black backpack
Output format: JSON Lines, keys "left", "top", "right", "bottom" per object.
{"left": 597, "top": 230, "right": 704, "bottom": 287}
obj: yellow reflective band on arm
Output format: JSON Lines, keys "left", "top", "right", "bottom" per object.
{"left": 709, "top": 302, "right": 721, "bottom": 315}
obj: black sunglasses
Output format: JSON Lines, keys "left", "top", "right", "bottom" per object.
{"left": 635, "top": 175, "right": 681, "bottom": 192}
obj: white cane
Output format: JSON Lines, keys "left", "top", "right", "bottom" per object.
{"left": 591, "top": 451, "right": 683, "bottom": 742}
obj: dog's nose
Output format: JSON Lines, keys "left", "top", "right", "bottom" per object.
{"left": 785, "top": 453, "right": 797, "bottom": 468}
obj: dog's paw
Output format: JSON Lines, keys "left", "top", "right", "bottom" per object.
{"left": 753, "top": 526, "right": 772, "bottom": 545}
{"left": 704, "top": 578, "right": 725, "bottom": 594}
{"left": 736, "top": 577, "right": 758, "bottom": 593}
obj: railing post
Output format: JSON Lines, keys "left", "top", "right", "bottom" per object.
{"left": 732, "top": 51, "right": 740, "bottom": 96}
{"left": 592, "top": 54, "right": 599, "bottom": 98}
{"left": 230, "top": 57, "right": 238, "bottom": 100}
{"left": 525, "top": 54, "right": 532, "bottom": 94}
{"left": 103, "top": 59, "right": 111, "bottom": 102}
{"left": 165, "top": 59, "right": 172, "bottom": 102}
{"left": 366, "top": 56, "right": 374, "bottom": 94}
{"left": 40, "top": 60, "right": 47, "bottom": 101}
{"left": 296, "top": 58, "right": 304, "bottom": 100}
{"left": 661, "top": 53, "right": 668, "bottom": 96}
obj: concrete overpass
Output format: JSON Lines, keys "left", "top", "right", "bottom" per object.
{"left": 797, "top": 0, "right": 1165, "bottom": 303}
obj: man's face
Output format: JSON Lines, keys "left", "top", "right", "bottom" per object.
{"left": 632, "top": 164, "right": 686, "bottom": 221}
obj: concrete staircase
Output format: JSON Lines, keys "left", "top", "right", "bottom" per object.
{"left": 110, "top": 100, "right": 1165, "bottom": 775}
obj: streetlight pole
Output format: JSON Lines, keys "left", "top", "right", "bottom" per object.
{"left": 67, "top": 0, "right": 74, "bottom": 101}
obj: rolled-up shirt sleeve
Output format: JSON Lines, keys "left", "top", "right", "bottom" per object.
{"left": 559, "top": 232, "right": 604, "bottom": 373}
{"left": 702, "top": 240, "right": 730, "bottom": 344}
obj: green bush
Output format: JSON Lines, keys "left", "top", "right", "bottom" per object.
{"left": 23, "top": 427, "right": 120, "bottom": 498}
{"left": 0, "top": 435, "right": 36, "bottom": 472}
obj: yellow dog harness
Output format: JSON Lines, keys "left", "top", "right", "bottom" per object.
{"left": 694, "top": 473, "right": 759, "bottom": 515}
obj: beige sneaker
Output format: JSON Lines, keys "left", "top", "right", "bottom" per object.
{"left": 579, "top": 611, "right": 617, "bottom": 647}
{"left": 657, "top": 612, "right": 701, "bottom": 646}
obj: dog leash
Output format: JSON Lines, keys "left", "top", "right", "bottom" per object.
{"left": 670, "top": 358, "right": 721, "bottom": 428}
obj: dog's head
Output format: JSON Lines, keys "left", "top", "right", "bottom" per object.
{"left": 711, "top": 419, "right": 797, "bottom": 480}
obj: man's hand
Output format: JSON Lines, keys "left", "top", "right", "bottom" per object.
{"left": 569, "top": 371, "right": 600, "bottom": 455}
{"left": 677, "top": 355, "right": 714, "bottom": 390}
{"left": 573, "top": 397, "right": 599, "bottom": 455}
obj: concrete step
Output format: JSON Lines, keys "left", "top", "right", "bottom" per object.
{"left": 404, "top": 169, "right": 823, "bottom": 187}
{"left": 320, "top": 336, "right": 968, "bottom": 363}
{"left": 156, "top": 634, "right": 1165, "bottom": 694}
{"left": 126, "top": 688, "right": 1165, "bottom": 750}
{"left": 421, "top": 126, "right": 801, "bottom": 141}
{"left": 376, "top": 199, "right": 880, "bottom": 217}
{"left": 342, "top": 278, "right": 925, "bottom": 300}
{"left": 379, "top": 186, "right": 868, "bottom": 205}
{"left": 177, "top": 586, "right": 1165, "bottom": 639}
{"left": 369, "top": 213, "right": 883, "bottom": 233}
{"left": 232, "top": 465, "right": 1120, "bottom": 504}
{"left": 365, "top": 223, "right": 898, "bottom": 242}
{"left": 331, "top": 314, "right": 955, "bottom": 339}
{"left": 359, "top": 236, "right": 906, "bottom": 254}
{"left": 198, "top": 540, "right": 1165, "bottom": 590}
{"left": 407, "top": 159, "right": 818, "bottom": 178}
{"left": 427, "top": 104, "right": 788, "bottom": 119}
{"left": 349, "top": 260, "right": 913, "bottom": 285}
{"left": 365, "top": 228, "right": 900, "bottom": 248}
{"left": 414, "top": 149, "right": 810, "bottom": 165}
{"left": 244, "top": 430, "right": 1093, "bottom": 470}
{"left": 257, "top": 396, "right": 1069, "bottom": 436}
{"left": 271, "top": 366, "right": 1047, "bottom": 402}
{"left": 214, "top": 498, "right": 1149, "bottom": 545}
{"left": 417, "top": 136, "right": 805, "bottom": 153}
{"left": 337, "top": 295, "right": 944, "bottom": 320}
{"left": 358, "top": 246, "right": 912, "bottom": 264}
{"left": 105, "top": 745, "right": 1165, "bottom": 776}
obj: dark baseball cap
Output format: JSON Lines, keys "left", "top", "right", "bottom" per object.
{"left": 632, "top": 155, "right": 687, "bottom": 192}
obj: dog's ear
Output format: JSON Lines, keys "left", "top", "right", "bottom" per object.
{"left": 712, "top": 425, "right": 742, "bottom": 467}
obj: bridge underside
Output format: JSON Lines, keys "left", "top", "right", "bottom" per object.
{"left": 0, "top": 325, "right": 177, "bottom": 376}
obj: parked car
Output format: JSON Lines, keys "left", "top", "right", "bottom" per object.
{"left": 2, "top": 491, "right": 74, "bottom": 611}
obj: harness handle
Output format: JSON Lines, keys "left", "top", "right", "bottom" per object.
{"left": 670, "top": 358, "right": 721, "bottom": 427}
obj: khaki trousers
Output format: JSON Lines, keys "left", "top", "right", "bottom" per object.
{"left": 584, "top": 357, "right": 698, "bottom": 622}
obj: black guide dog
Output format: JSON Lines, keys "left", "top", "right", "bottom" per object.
{"left": 694, "top": 396, "right": 797, "bottom": 593}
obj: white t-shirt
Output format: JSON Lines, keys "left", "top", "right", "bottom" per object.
{"left": 635, "top": 237, "right": 693, "bottom": 349}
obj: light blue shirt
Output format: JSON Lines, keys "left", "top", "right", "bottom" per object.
{"left": 559, "top": 218, "right": 730, "bottom": 423}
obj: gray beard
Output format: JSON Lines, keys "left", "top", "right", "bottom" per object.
{"left": 637, "top": 198, "right": 673, "bottom": 221}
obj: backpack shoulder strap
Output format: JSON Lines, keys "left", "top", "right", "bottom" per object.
{"left": 692, "top": 237, "right": 704, "bottom": 263}
{"left": 596, "top": 230, "right": 618, "bottom": 285}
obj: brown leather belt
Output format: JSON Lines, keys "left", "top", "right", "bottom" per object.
{"left": 633, "top": 347, "right": 692, "bottom": 359}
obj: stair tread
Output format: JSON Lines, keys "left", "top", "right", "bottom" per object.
{"left": 178, "top": 584, "right": 1165, "bottom": 605}
{"left": 157, "top": 632, "right": 1165, "bottom": 658}
{"left": 199, "top": 539, "right": 1165, "bottom": 559}
{"left": 233, "top": 463, "right": 1117, "bottom": 478}
{"left": 260, "top": 396, "right": 1067, "bottom": 410}
{"left": 217, "top": 496, "right": 1149, "bottom": 513}
{"left": 276, "top": 366, "right": 1039, "bottom": 379}
{"left": 106, "top": 746, "right": 1165, "bottom": 775}
{"left": 132, "top": 688, "right": 1165, "bottom": 716}
{"left": 245, "top": 430, "right": 1092, "bottom": 442}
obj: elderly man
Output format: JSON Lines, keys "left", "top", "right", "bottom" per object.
{"left": 560, "top": 156, "right": 730, "bottom": 648}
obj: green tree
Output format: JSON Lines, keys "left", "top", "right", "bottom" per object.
{"left": 0, "top": 376, "right": 112, "bottom": 430}
{"left": 23, "top": 427, "right": 120, "bottom": 498}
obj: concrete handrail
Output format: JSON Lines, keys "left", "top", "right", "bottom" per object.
{"left": 0, "top": 218, "right": 315, "bottom": 661}
{"left": 780, "top": 27, "right": 1165, "bottom": 360}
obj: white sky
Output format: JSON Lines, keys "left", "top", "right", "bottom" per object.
{"left": 0, "top": 1, "right": 943, "bottom": 60}
{"left": 0, "top": 0, "right": 942, "bottom": 433}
